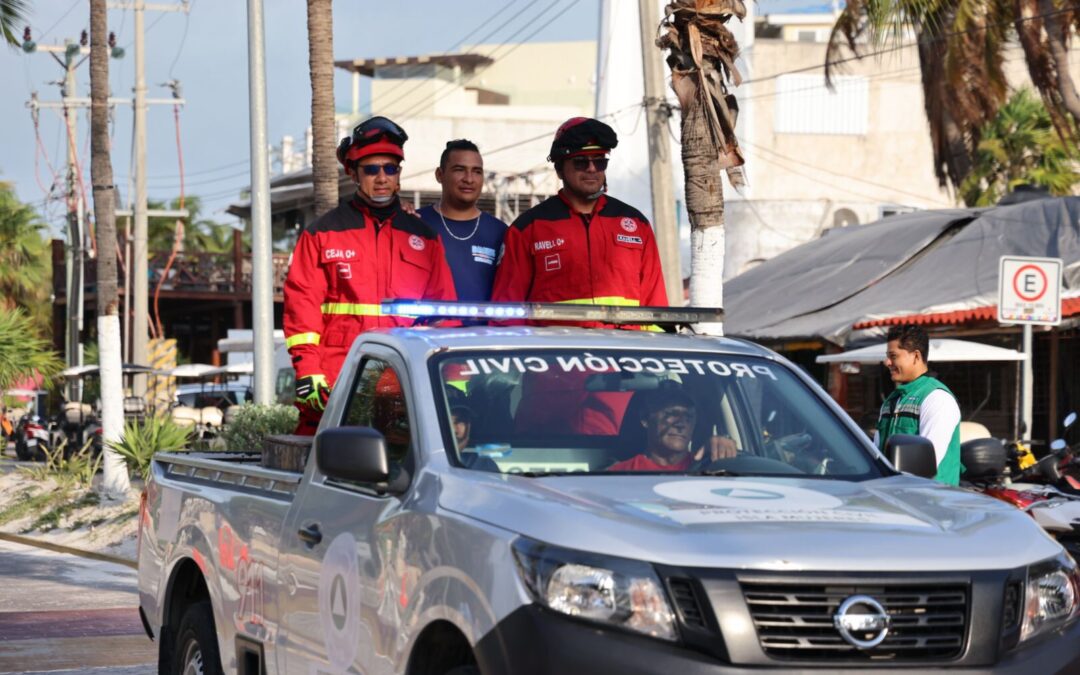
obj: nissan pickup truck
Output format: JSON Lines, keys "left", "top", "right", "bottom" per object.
{"left": 137, "top": 302, "right": 1080, "bottom": 674}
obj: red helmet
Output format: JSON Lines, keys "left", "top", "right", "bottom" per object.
{"left": 337, "top": 116, "right": 408, "bottom": 166}
{"left": 548, "top": 117, "right": 618, "bottom": 162}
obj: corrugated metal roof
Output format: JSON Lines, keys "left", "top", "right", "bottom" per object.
{"left": 853, "top": 296, "right": 1080, "bottom": 329}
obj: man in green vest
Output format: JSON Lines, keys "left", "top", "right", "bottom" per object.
{"left": 874, "top": 324, "right": 963, "bottom": 485}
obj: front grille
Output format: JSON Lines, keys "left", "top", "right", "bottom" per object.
{"left": 741, "top": 580, "right": 968, "bottom": 662}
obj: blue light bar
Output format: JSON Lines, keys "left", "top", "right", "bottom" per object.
{"left": 381, "top": 300, "right": 724, "bottom": 326}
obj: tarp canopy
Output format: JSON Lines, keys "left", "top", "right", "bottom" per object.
{"left": 816, "top": 339, "right": 1026, "bottom": 364}
{"left": 60, "top": 364, "right": 158, "bottom": 378}
{"left": 209, "top": 362, "right": 254, "bottom": 376}
{"left": 166, "top": 364, "right": 219, "bottom": 379}
{"left": 725, "top": 197, "right": 1080, "bottom": 346}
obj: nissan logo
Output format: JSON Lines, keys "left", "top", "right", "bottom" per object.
{"left": 833, "top": 595, "right": 891, "bottom": 649}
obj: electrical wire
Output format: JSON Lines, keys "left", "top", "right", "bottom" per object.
{"left": 371, "top": 0, "right": 525, "bottom": 109}
{"left": 35, "top": 0, "right": 81, "bottom": 43}
{"left": 391, "top": 0, "right": 576, "bottom": 119}
{"left": 152, "top": 100, "right": 188, "bottom": 338}
{"left": 167, "top": 0, "right": 193, "bottom": 79}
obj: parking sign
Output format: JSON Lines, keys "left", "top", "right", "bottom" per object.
{"left": 998, "top": 256, "right": 1062, "bottom": 325}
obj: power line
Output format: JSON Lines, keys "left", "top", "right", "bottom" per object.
{"left": 379, "top": 0, "right": 549, "bottom": 116}
{"left": 393, "top": 0, "right": 580, "bottom": 120}
{"left": 369, "top": 0, "right": 527, "bottom": 110}
{"left": 168, "top": 0, "right": 194, "bottom": 78}
{"left": 743, "top": 6, "right": 1078, "bottom": 86}
{"left": 36, "top": 0, "right": 82, "bottom": 43}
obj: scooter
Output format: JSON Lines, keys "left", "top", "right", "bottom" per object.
{"left": 13, "top": 411, "right": 57, "bottom": 462}
{"left": 961, "top": 412, "right": 1080, "bottom": 556}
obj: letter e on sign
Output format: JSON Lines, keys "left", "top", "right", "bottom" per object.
{"left": 998, "top": 256, "right": 1062, "bottom": 326}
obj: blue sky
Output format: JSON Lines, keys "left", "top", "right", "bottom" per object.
{"left": 0, "top": 0, "right": 825, "bottom": 228}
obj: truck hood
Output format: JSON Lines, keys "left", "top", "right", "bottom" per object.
{"left": 438, "top": 472, "right": 1061, "bottom": 571}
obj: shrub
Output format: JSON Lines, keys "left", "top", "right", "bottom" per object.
{"left": 19, "top": 437, "right": 103, "bottom": 490}
{"left": 219, "top": 403, "right": 298, "bottom": 452}
{"left": 107, "top": 415, "right": 193, "bottom": 480}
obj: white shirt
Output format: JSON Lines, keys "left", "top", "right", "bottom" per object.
{"left": 873, "top": 389, "right": 961, "bottom": 468}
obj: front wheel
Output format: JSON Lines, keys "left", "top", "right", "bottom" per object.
{"left": 171, "top": 601, "right": 223, "bottom": 675}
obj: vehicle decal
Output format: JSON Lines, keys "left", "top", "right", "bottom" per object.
{"left": 646, "top": 480, "right": 931, "bottom": 527}
{"left": 318, "top": 532, "right": 361, "bottom": 673}
{"left": 455, "top": 355, "right": 778, "bottom": 380}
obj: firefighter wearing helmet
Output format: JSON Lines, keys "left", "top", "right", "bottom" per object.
{"left": 283, "top": 116, "right": 456, "bottom": 435}
{"left": 490, "top": 117, "right": 668, "bottom": 323}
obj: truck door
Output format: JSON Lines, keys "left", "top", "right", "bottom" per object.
{"left": 277, "top": 349, "right": 417, "bottom": 675}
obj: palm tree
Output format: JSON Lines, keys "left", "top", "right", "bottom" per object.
{"left": 959, "top": 88, "right": 1080, "bottom": 206}
{"left": 657, "top": 0, "right": 748, "bottom": 331}
{"left": 826, "top": 0, "right": 1079, "bottom": 192}
{"left": 0, "top": 0, "right": 30, "bottom": 47}
{"left": 90, "top": 0, "right": 130, "bottom": 495}
{"left": 0, "top": 309, "right": 62, "bottom": 392}
{"left": 0, "top": 182, "right": 51, "bottom": 334}
{"left": 307, "top": 0, "right": 338, "bottom": 219}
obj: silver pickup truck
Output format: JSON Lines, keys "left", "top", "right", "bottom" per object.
{"left": 137, "top": 306, "right": 1080, "bottom": 674}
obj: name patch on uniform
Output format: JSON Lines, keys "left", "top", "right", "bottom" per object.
{"left": 616, "top": 234, "right": 643, "bottom": 245}
{"left": 620, "top": 217, "right": 638, "bottom": 233}
{"left": 472, "top": 245, "right": 497, "bottom": 265}
{"left": 544, "top": 253, "right": 562, "bottom": 272}
{"left": 323, "top": 248, "right": 356, "bottom": 261}
{"left": 408, "top": 235, "right": 426, "bottom": 251}
{"left": 336, "top": 262, "right": 352, "bottom": 279}
{"left": 534, "top": 238, "right": 565, "bottom": 252}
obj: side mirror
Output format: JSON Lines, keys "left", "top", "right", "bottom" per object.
{"left": 1051, "top": 439, "right": 1068, "bottom": 453}
{"left": 1064, "top": 412, "right": 1077, "bottom": 431}
{"left": 884, "top": 434, "right": 938, "bottom": 479}
{"left": 315, "top": 426, "right": 390, "bottom": 484}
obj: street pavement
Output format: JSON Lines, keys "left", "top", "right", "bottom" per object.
{"left": 0, "top": 538, "right": 155, "bottom": 674}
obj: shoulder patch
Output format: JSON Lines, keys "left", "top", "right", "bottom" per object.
{"left": 598, "top": 196, "right": 649, "bottom": 224}
{"left": 511, "top": 196, "right": 570, "bottom": 231}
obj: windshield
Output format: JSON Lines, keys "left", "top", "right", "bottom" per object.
{"left": 431, "top": 350, "right": 882, "bottom": 479}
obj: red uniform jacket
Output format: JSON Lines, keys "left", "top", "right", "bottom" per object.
{"left": 284, "top": 197, "right": 456, "bottom": 385}
{"left": 491, "top": 191, "right": 668, "bottom": 310}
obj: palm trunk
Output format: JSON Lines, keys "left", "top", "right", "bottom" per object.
{"left": 681, "top": 99, "right": 725, "bottom": 334}
{"left": 307, "top": 0, "right": 337, "bottom": 218}
{"left": 90, "top": 0, "right": 130, "bottom": 496}
{"left": 1038, "top": 0, "right": 1080, "bottom": 126}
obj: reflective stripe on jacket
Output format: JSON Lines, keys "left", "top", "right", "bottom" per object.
{"left": 283, "top": 197, "right": 457, "bottom": 384}
{"left": 490, "top": 191, "right": 668, "bottom": 324}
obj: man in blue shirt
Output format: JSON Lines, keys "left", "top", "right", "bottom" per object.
{"left": 418, "top": 140, "right": 508, "bottom": 301}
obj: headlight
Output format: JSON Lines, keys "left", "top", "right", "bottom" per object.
{"left": 1021, "top": 553, "right": 1080, "bottom": 643}
{"left": 512, "top": 538, "right": 677, "bottom": 641}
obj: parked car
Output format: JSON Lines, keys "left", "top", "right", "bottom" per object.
{"left": 137, "top": 303, "right": 1080, "bottom": 674}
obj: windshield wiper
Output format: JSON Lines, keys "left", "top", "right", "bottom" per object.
{"left": 690, "top": 468, "right": 740, "bottom": 477}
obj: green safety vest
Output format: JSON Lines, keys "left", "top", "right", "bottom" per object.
{"left": 876, "top": 374, "right": 963, "bottom": 485}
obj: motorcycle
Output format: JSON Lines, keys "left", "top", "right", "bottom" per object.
{"left": 13, "top": 411, "right": 58, "bottom": 462}
{"left": 960, "top": 412, "right": 1080, "bottom": 557}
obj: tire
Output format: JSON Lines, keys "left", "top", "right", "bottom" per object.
{"left": 960, "top": 438, "right": 1007, "bottom": 479}
{"left": 171, "top": 601, "right": 223, "bottom": 675}
{"left": 13, "top": 437, "right": 31, "bottom": 462}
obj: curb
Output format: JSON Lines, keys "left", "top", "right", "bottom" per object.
{"left": 0, "top": 531, "right": 137, "bottom": 569}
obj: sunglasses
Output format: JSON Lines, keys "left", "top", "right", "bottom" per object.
{"left": 570, "top": 156, "right": 609, "bottom": 172}
{"left": 359, "top": 163, "right": 401, "bottom": 176}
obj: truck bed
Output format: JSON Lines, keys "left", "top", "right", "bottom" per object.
{"left": 154, "top": 452, "right": 303, "bottom": 500}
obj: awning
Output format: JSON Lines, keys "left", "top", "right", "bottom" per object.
{"left": 209, "top": 362, "right": 254, "bottom": 376}
{"left": 854, "top": 293, "right": 1080, "bottom": 329}
{"left": 815, "top": 339, "right": 1027, "bottom": 364}
{"left": 165, "top": 364, "right": 220, "bottom": 379}
{"left": 60, "top": 364, "right": 158, "bottom": 378}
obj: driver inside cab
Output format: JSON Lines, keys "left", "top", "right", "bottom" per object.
{"left": 608, "top": 389, "right": 738, "bottom": 472}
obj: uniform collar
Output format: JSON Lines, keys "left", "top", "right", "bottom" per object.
{"left": 557, "top": 188, "right": 606, "bottom": 217}
{"left": 349, "top": 194, "right": 401, "bottom": 227}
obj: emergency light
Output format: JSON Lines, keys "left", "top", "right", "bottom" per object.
{"left": 381, "top": 300, "right": 724, "bottom": 327}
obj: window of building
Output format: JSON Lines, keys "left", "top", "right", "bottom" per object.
{"left": 775, "top": 74, "right": 869, "bottom": 135}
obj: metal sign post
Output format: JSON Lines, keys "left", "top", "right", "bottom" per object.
{"left": 998, "top": 256, "right": 1062, "bottom": 440}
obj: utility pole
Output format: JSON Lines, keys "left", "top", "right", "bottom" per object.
{"left": 63, "top": 47, "right": 84, "bottom": 402}
{"left": 248, "top": 0, "right": 274, "bottom": 404}
{"left": 637, "top": 0, "right": 682, "bottom": 304}
{"left": 107, "top": 1, "right": 190, "bottom": 390}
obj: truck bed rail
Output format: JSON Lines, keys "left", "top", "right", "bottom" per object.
{"left": 156, "top": 452, "right": 302, "bottom": 500}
